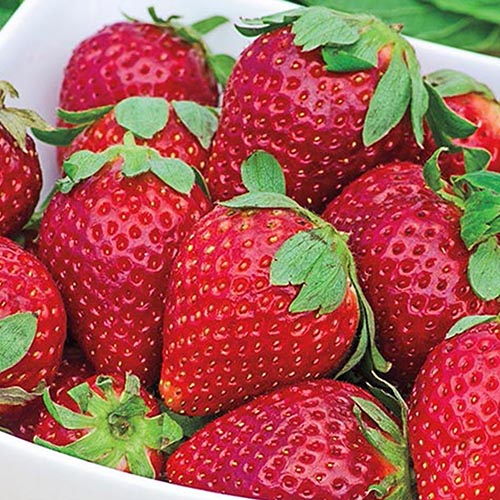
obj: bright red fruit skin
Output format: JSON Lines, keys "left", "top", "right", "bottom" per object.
{"left": 322, "top": 162, "right": 498, "bottom": 390}
{"left": 408, "top": 321, "right": 500, "bottom": 500}
{"left": 1, "top": 345, "right": 94, "bottom": 441}
{"left": 59, "top": 21, "right": 218, "bottom": 113}
{"left": 0, "top": 129, "right": 42, "bottom": 236}
{"left": 37, "top": 160, "right": 211, "bottom": 386}
{"left": 34, "top": 373, "right": 163, "bottom": 477}
{"left": 166, "top": 379, "right": 397, "bottom": 499}
{"left": 160, "top": 206, "right": 359, "bottom": 416}
{"left": 57, "top": 104, "right": 210, "bottom": 167}
{"left": 206, "top": 27, "right": 424, "bottom": 213}
{"left": 0, "top": 237, "right": 66, "bottom": 415}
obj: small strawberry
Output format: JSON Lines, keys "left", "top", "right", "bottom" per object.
{"left": 34, "top": 373, "right": 183, "bottom": 479}
{"left": 59, "top": 8, "right": 234, "bottom": 112}
{"left": 205, "top": 7, "right": 473, "bottom": 212}
{"left": 424, "top": 69, "right": 500, "bottom": 179}
{"left": 322, "top": 161, "right": 499, "bottom": 390}
{"left": 37, "top": 124, "right": 211, "bottom": 386}
{"left": 160, "top": 151, "right": 386, "bottom": 416}
{"left": 166, "top": 379, "right": 413, "bottom": 499}
{"left": 1, "top": 344, "right": 94, "bottom": 442}
{"left": 408, "top": 315, "right": 500, "bottom": 500}
{"left": 0, "top": 237, "right": 67, "bottom": 416}
{"left": 0, "top": 81, "right": 50, "bottom": 236}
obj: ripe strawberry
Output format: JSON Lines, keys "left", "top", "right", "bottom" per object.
{"left": 322, "top": 161, "right": 499, "bottom": 390}
{"left": 0, "top": 81, "right": 50, "bottom": 236}
{"left": 0, "top": 237, "right": 66, "bottom": 416}
{"left": 166, "top": 379, "right": 412, "bottom": 499}
{"left": 205, "top": 7, "right": 441, "bottom": 212}
{"left": 425, "top": 70, "right": 500, "bottom": 179}
{"left": 408, "top": 316, "right": 500, "bottom": 500}
{"left": 1, "top": 344, "right": 94, "bottom": 442}
{"left": 34, "top": 373, "right": 183, "bottom": 479}
{"left": 59, "top": 10, "right": 226, "bottom": 113}
{"left": 160, "top": 151, "right": 386, "bottom": 417}
{"left": 37, "top": 131, "right": 211, "bottom": 386}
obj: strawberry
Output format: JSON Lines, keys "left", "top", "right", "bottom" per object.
{"left": 322, "top": 161, "right": 499, "bottom": 390}
{"left": 424, "top": 70, "right": 500, "bottom": 179}
{"left": 0, "top": 81, "right": 50, "bottom": 237}
{"left": 166, "top": 379, "right": 412, "bottom": 499}
{"left": 1, "top": 344, "right": 94, "bottom": 442}
{"left": 34, "top": 373, "right": 183, "bottom": 479}
{"left": 58, "top": 9, "right": 234, "bottom": 113}
{"left": 37, "top": 119, "right": 211, "bottom": 386}
{"left": 204, "top": 7, "right": 478, "bottom": 212}
{"left": 408, "top": 315, "right": 500, "bottom": 500}
{"left": 0, "top": 237, "right": 67, "bottom": 416}
{"left": 160, "top": 151, "right": 386, "bottom": 416}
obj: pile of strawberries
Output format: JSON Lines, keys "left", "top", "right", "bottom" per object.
{"left": 0, "top": 5, "right": 499, "bottom": 500}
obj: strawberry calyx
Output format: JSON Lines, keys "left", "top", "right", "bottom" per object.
{"left": 220, "top": 151, "right": 390, "bottom": 376}
{"left": 237, "top": 7, "right": 479, "bottom": 150}
{"left": 0, "top": 380, "right": 46, "bottom": 407}
{"left": 445, "top": 314, "right": 500, "bottom": 340}
{"left": 32, "top": 96, "right": 219, "bottom": 152}
{"left": 34, "top": 374, "right": 183, "bottom": 478}
{"left": 424, "top": 149, "right": 500, "bottom": 300}
{"left": 0, "top": 80, "right": 52, "bottom": 152}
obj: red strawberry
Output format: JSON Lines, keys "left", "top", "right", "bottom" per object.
{"left": 166, "top": 379, "right": 412, "bottom": 499}
{"left": 159, "top": 151, "right": 384, "bottom": 417}
{"left": 59, "top": 12, "right": 222, "bottom": 113}
{"left": 0, "top": 81, "right": 49, "bottom": 236}
{"left": 34, "top": 373, "right": 182, "bottom": 479}
{"left": 425, "top": 70, "right": 500, "bottom": 179}
{"left": 0, "top": 237, "right": 66, "bottom": 416}
{"left": 408, "top": 316, "right": 500, "bottom": 500}
{"left": 205, "top": 8, "right": 437, "bottom": 212}
{"left": 37, "top": 132, "right": 211, "bottom": 386}
{"left": 1, "top": 344, "right": 94, "bottom": 442}
{"left": 322, "top": 161, "right": 499, "bottom": 390}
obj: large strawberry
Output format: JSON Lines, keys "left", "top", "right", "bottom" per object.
{"left": 425, "top": 69, "right": 500, "bottom": 178}
{"left": 160, "top": 151, "right": 386, "bottom": 416}
{"left": 34, "top": 373, "right": 183, "bottom": 479}
{"left": 205, "top": 7, "right": 476, "bottom": 212}
{"left": 166, "top": 379, "right": 413, "bottom": 499}
{"left": 0, "top": 81, "right": 51, "bottom": 236}
{"left": 0, "top": 237, "right": 66, "bottom": 416}
{"left": 408, "top": 315, "right": 500, "bottom": 500}
{"left": 37, "top": 113, "right": 211, "bottom": 386}
{"left": 322, "top": 161, "right": 499, "bottom": 390}
{"left": 59, "top": 9, "right": 234, "bottom": 112}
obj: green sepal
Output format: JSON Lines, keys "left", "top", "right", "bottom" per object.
{"left": 468, "top": 237, "right": 500, "bottom": 300}
{"left": 406, "top": 47, "right": 428, "bottom": 147}
{"left": 446, "top": 314, "right": 499, "bottom": 340}
{"left": 220, "top": 191, "right": 301, "bottom": 210}
{"left": 32, "top": 124, "right": 87, "bottom": 147}
{"left": 42, "top": 388, "right": 96, "bottom": 429}
{"left": 171, "top": 100, "right": 218, "bottom": 150}
{"left": 207, "top": 54, "right": 236, "bottom": 87}
{"left": 115, "top": 97, "right": 169, "bottom": 139}
{"left": 68, "top": 382, "right": 92, "bottom": 413}
{"left": 236, "top": 9, "right": 304, "bottom": 37}
{"left": 0, "top": 312, "right": 37, "bottom": 373}
{"left": 463, "top": 147, "right": 492, "bottom": 173}
{"left": 426, "top": 69, "right": 496, "bottom": 100}
{"left": 149, "top": 158, "right": 196, "bottom": 195}
{"left": 0, "top": 380, "right": 46, "bottom": 407}
{"left": 240, "top": 150, "right": 286, "bottom": 195}
{"left": 190, "top": 15, "right": 229, "bottom": 35}
{"left": 423, "top": 147, "right": 447, "bottom": 193}
{"left": 57, "top": 105, "right": 114, "bottom": 125}
{"left": 59, "top": 151, "right": 109, "bottom": 193}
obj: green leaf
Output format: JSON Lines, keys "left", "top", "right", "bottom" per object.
{"left": 191, "top": 15, "right": 229, "bottom": 35}
{"left": 171, "top": 101, "right": 218, "bottom": 150}
{"left": 0, "top": 312, "right": 37, "bottom": 372}
{"left": 57, "top": 105, "right": 114, "bottom": 125}
{"left": 322, "top": 35, "right": 379, "bottom": 72}
{"left": 207, "top": 54, "right": 236, "bottom": 87}
{"left": 115, "top": 97, "right": 169, "bottom": 139}
{"left": 426, "top": 69, "right": 495, "bottom": 100}
{"left": 463, "top": 148, "right": 492, "bottom": 173}
{"left": 426, "top": 0, "right": 500, "bottom": 25}
{"left": 468, "top": 237, "right": 500, "bottom": 300}
{"left": 0, "top": 380, "right": 45, "bottom": 407}
{"left": 63, "top": 150, "right": 109, "bottom": 189}
{"left": 32, "top": 124, "right": 87, "bottom": 146}
{"left": 42, "top": 389, "right": 96, "bottom": 430}
{"left": 149, "top": 158, "right": 195, "bottom": 195}
{"left": 236, "top": 8, "right": 305, "bottom": 37}
{"left": 406, "top": 48, "right": 428, "bottom": 147}
{"left": 0, "top": 1, "right": 23, "bottom": 29}
{"left": 423, "top": 147, "right": 447, "bottom": 193}
{"left": 220, "top": 192, "right": 301, "bottom": 210}
{"left": 68, "top": 382, "right": 92, "bottom": 413}
{"left": 241, "top": 151, "right": 286, "bottom": 195}
{"left": 120, "top": 148, "right": 151, "bottom": 178}
{"left": 270, "top": 227, "right": 349, "bottom": 315}
{"left": 363, "top": 52, "right": 411, "bottom": 146}
{"left": 446, "top": 314, "right": 498, "bottom": 340}
{"left": 291, "top": 7, "right": 360, "bottom": 51}
{"left": 457, "top": 171, "right": 500, "bottom": 193}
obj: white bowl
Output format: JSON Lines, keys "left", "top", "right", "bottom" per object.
{"left": 0, "top": 1, "right": 499, "bottom": 499}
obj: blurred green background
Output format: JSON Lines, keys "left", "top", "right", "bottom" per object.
{"left": 1, "top": 0, "right": 499, "bottom": 56}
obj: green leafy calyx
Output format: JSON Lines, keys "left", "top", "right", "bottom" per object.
{"left": 426, "top": 69, "right": 495, "bottom": 100}
{"left": 34, "top": 374, "right": 183, "bottom": 478}
{"left": 446, "top": 314, "right": 499, "bottom": 340}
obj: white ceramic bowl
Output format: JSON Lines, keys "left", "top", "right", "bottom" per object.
{"left": 0, "top": 1, "right": 499, "bottom": 499}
